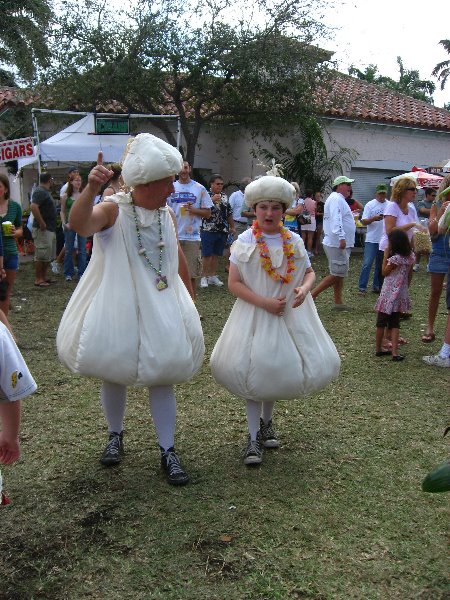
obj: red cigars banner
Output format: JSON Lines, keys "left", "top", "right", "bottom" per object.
{"left": 0, "top": 137, "right": 34, "bottom": 162}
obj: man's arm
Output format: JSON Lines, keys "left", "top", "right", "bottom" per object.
{"left": 69, "top": 153, "right": 117, "bottom": 236}
{"left": 187, "top": 205, "right": 211, "bottom": 218}
{"left": 30, "top": 202, "right": 46, "bottom": 231}
{"left": 329, "top": 200, "right": 345, "bottom": 239}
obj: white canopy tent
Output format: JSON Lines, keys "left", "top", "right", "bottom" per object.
{"left": 17, "top": 110, "right": 181, "bottom": 170}
{"left": 18, "top": 114, "right": 130, "bottom": 168}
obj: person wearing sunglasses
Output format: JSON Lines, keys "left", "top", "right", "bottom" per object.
{"left": 379, "top": 177, "right": 426, "bottom": 254}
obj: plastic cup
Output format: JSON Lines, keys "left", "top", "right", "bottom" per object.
{"left": 180, "top": 204, "right": 188, "bottom": 217}
{"left": 2, "top": 221, "right": 13, "bottom": 236}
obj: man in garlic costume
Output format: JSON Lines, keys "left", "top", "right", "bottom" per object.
{"left": 57, "top": 135, "right": 204, "bottom": 485}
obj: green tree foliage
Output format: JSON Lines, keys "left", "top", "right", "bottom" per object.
{"left": 349, "top": 57, "right": 435, "bottom": 104}
{"left": 0, "top": 0, "right": 52, "bottom": 82}
{"left": 432, "top": 39, "right": 450, "bottom": 91}
{"left": 259, "top": 117, "right": 356, "bottom": 192}
{"left": 45, "top": 0, "right": 332, "bottom": 163}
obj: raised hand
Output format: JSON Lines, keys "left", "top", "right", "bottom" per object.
{"left": 88, "top": 151, "right": 114, "bottom": 190}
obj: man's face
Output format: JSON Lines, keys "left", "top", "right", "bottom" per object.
{"left": 146, "top": 176, "right": 175, "bottom": 207}
{"left": 376, "top": 192, "right": 387, "bottom": 203}
{"left": 337, "top": 183, "right": 352, "bottom": 198}
{"left": 426, "top": 191, "right": 437, "bottom": 202}
{"left": 179, "top": 162, "right": 191, "bottom": 182}
{"left": 210, "top": 179, "right": 224, "bottom": 195}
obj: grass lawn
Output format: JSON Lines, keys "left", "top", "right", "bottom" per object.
{"left": 0, "top": 252, "right": 448, "bottom": 599}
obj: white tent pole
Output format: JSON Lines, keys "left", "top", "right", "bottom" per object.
{"left": 31, "top": 109, "right": 41, "bottom": 177}
{"left": 176, "top": 117, "right": 181, "bottom": 151}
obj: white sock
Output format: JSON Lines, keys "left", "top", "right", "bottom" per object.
{"left": 148, "top": 385, "right": 176, "bottom": 451}
{"left": 439, "top": 342, "right": 450, "bottom": 359}
{"left": 246, "top": 399, "right": 262, "bottom": 441}
{"left": 101, "top": 381, "right": 127, "bottom": 434}
{"left": 261, "top": 401, "right": 276, "bottom": 425}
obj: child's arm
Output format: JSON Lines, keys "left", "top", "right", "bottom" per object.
{"left": 292, "top": 267, "right": 316, "bottom": 307}
{"left": 228, "top": 263, "right": 286, "bottom": 316}
{"left": 0, "top": 400, "right": 21, "bottom": 465}
{"left": 381, "top": 248, "right": 397, "bottom": 277}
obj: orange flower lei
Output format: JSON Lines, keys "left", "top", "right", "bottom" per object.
{"left": 252, "top": 220, "right": 296, "bottom": 284}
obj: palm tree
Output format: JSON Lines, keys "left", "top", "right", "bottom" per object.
{"left": 432, "top": 40, "right": 450, "bottom": 91}
{"left": 0, "top": 0, "right": 52, "bottom": 82}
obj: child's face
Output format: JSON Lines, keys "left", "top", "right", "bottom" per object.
{"left": 255, "top": 201, "right": 284, "bottom": 233}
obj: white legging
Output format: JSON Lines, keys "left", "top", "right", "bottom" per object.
{"left": 246, "top": 399, "right": 275, "bottom": 440}
{"left": 100, "top": 382, "right": 176, "bottom": 451}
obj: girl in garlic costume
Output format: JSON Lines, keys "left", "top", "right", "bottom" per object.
{"left": 210, "top": 176, "right": 340, "bottom": 466}
{"left": 57, "top": 135, "right": 204, "bottom": 485}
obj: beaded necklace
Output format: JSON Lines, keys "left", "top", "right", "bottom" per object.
{"left": 132, "top": 203, "right": 168, "bottom": 290}
{"left": 252, "top": 220, "right": 296, "bottom": 284}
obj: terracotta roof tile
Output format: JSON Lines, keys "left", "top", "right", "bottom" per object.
{"left": 321, "top": 73, "right": 450, "bottom": 131}
{"left": 2, "top": 74, "right": 450, "bottom": 131}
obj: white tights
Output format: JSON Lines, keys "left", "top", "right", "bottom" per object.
{"left": 246, "top": 399, "right": 275, "bottom": 441}
{"left": 100, "top": 382, "right": 176, "bottom": 451}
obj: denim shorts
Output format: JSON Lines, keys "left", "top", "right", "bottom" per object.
{"left": 427, "top": 251, "right": 450, "bottom": 274}
{"left": 201, "top": 231, "right": 227, "bottom": 257}
{"left": 4, "top": 254, "right": 19, "bottom": 271}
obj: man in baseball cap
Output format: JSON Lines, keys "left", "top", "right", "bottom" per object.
{"left": 57, "top": 134, "right": 204, "bottom": 486}
{"left": 357, "top": 183, "right": 388, "bottom": 294}
{"left": 311, "top": 175, "right": 356, "bottom": 309}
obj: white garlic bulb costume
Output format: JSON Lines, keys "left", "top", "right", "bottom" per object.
{"left": 210, "top": 176, "right": 340, "bottom": 402}
{"left": 57, "top": 136, "right": 204, "bottom": 386}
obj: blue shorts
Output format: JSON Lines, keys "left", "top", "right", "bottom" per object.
{"left": 4, "top": 254, "right": 19, "bottom": 271}
{"left": 427, "top": 252, "right": 450, "bottom": 274}
{"left": 201, "top": 231, "right": 227, "bottom": 257}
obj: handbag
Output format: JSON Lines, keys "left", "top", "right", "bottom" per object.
{"left": 297, "top": 210, "right": 311, "bottom": 226}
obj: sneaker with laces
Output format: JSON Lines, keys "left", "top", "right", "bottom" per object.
{"left": 422, "top": 354, "right": 450, "bottom": 368}
{"left": 160, "top": 447, "right": 189, "bottom": 485}
{"left": 51, "top": 260, "right": 61, "bottom": 274}
{"left": 100, "top": 431, "right": 124, "bottom": 466}
{"left": 207, "top": 275, "right": 224, "bottom": 287}
{"left": 200, "top": 277, "right": 209, "bottom": 288}
{"left": 259, "top": 418, "right": 280, "bottom": 448}
{"left": 65, "top": 275, "right": 72, "bottom": 281}
{"left": 243, "top": 433, "right": 263, "bottom": 465}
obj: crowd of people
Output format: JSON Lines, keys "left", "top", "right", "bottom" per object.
{"left": 0, "top": 136, "right": 449, "bottom": 491}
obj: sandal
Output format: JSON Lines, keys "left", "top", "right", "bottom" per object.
{"left": 421, "top": 333, "right": 435, "bottom": 343}
{"left": 398, "top": 337, "right": 408, "bottom": 345}
{"left": 34, "top": 281, "right": 50, "bottom": 287}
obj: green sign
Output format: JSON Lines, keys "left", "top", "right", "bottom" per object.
{"left": 95, "top": 117, "right": 129, "bottom": 135}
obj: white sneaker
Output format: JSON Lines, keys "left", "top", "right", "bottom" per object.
{"left": 208, "top": 275, "right": 224, "bottom": 287}
{"left": 412, "top": 264, "right": 419, "bottom": 272}
{"left": 51, "top": 261, "right": 61, "bottom": 274}
{"left": 200, "top": 277, "right": 208, "bottom": 288}
{"left": 422, "top": 354, "right": 450, "bottom": 368}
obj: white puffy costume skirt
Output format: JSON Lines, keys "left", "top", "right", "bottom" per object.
{"left": 57, "top": 193, "right": 204, "bottom": 386}
{"left": 210, "top": 236, "right": 340, "bottom": 402}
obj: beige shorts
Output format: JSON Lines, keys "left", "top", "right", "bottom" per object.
{"left": 323, "top": 244, "right": 351, "bottom": 277}
{"left": 32, "top": 229, "right": 56, "bottom": 263}
{"left": 180, "top": 240, "right": 202, "bottom": 279}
